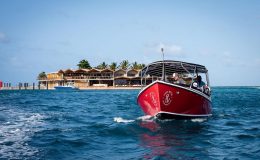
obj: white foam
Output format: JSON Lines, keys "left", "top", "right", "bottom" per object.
{"left": 9, "top": 128, "right": 21, "bottom": 133}
{"left": 137, "top": 115, "right": 154, "bottom": 121}
{"left": 191, "top": 118, "right": 207, "bottom": 123}
{"left": 219, "top": 114, "right": 225, "bottom": 117}
{"left": 113, "top": 117, "right": 135, "bottom": 123}
{"left": 0, "top": 109, "right": 46, "bottom": 159}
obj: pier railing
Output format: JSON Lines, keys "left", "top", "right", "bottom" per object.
{"left": 38, "top": 76, "right": 115, "bottom": 80}
{"left": 64, "top": 76, "right": 114, "bottom": 80}
{"left": 0, "top": 82, "right": 48, "bottom": 90}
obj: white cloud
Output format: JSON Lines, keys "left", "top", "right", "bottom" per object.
{"left": 0, "top": 32, "right": 9, "bottom": 43}
{"left": 144, "top": 42, "right": 184, "bottom": 57}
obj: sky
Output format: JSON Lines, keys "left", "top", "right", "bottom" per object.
{"left": 0, "top": 0, "right": 260, "bottom": 86}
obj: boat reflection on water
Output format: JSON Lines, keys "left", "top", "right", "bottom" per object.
{"left": 137, "top": 118, "right": 208, "bottom": 159}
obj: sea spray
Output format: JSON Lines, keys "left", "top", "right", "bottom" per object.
{"left": 136, "top": 115, "right": 153, "bottom": 121}
{"left": 191, "top": 118, "right": 207, "bottom": 123}
{"left": 114, "top": 115, "right": 154, "bottom": 123}
{"left": 113, "top": 117, "right": 135, "bottom": 123}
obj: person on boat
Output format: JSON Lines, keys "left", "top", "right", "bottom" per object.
{"left": 196, "top": 75, "right": 211, "bottom": 95}
{"left": 173, "top": 73, "right": 186, "bottom": 85}
{"left": 197, "top": 75, "right": 205, "bottom": 88}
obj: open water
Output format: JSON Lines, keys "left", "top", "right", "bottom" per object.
{"left": 0, "top": 87, "right": 259, "bottom": 160}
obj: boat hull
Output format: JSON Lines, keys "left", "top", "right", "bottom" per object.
{"left": 137, "top": 81, "right": 212, "bottom": 119}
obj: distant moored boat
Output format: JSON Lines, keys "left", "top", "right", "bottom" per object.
{"left": 54, "top": 82, "right": 78, "bottom": 90}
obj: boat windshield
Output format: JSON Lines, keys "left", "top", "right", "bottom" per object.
{"left": 140, "top": 60, "right": 210, "bottom": 92}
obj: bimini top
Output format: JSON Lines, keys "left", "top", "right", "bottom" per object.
{"left": 141, "top": 60, "right": 208, "bottom": 77}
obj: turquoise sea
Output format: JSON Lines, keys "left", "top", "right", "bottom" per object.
{"left": 0, "top": 87, "right": 260, "bottom": 159}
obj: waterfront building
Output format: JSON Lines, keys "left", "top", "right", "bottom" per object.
{"left": 38, "top": 68, "right": 150, "bottom": 89}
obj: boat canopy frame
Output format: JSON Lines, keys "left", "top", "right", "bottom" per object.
{"left": 140, "top": 60, "right": 210, "bottom": 86}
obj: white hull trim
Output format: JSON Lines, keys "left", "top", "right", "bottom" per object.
{"left": 157, "top": 111, "right": 212, "bottom": 117}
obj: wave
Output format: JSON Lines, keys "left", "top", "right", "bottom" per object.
{"left": 236, "top": 134, "right": 255, "bottom": 139}
{"left": 0, "top": 109, "right": 46, "bottom": 159}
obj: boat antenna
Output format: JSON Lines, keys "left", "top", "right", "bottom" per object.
{"left": 161, "top": 48, "right": 165, "bottom": 81}
{"left": 161, "top": 48, "right": 164, "bottom": 60}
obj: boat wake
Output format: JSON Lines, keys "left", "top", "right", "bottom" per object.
{"left": 114, "top": 115, "right": 207, "bottom": 123}
{"left": 113, "top": 117, "right": 135, "bottom": 123}
{"left": 190, "top": 118, "right": 207, "bottom": 123}
{"left": 113, "top": 115, "right": 154, "bottom": 124}
{"left": 136, "top": 115, "right": 154, "bottom": 121}
{"left": 0, "top": 108, "right": 46, "bottom": 159}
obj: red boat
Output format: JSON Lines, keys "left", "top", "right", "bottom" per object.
{"left": 137, "top": 60, "right": 212, "bottom": 119}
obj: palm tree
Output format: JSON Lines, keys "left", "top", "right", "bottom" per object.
{"left": 137, "top": 63, "right": 146, "bottom": 69}
{"left": 77, "top": 59, "right": 92, "bottom": 69}
{"left": 119, "top": 60, "right": 130, "bottom": 70}
{"left": 131, "top": 61, "right": 139, "bottom": 70}
{"left": 38, "top": 72, "right": 47, "bottom": 79}
{"left": 109, "top": 62, "right": 117, "bottom": 71}
{"left": 96, "top": 62, "right": 108, "bottom": 69}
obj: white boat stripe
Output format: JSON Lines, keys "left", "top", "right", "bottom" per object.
{"left": 157, "top": 111, "right": 212, "bottom": 117}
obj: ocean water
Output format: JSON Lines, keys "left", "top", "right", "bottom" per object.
{"left": 0, "top": 87, "right": 259, "bottom": 160}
